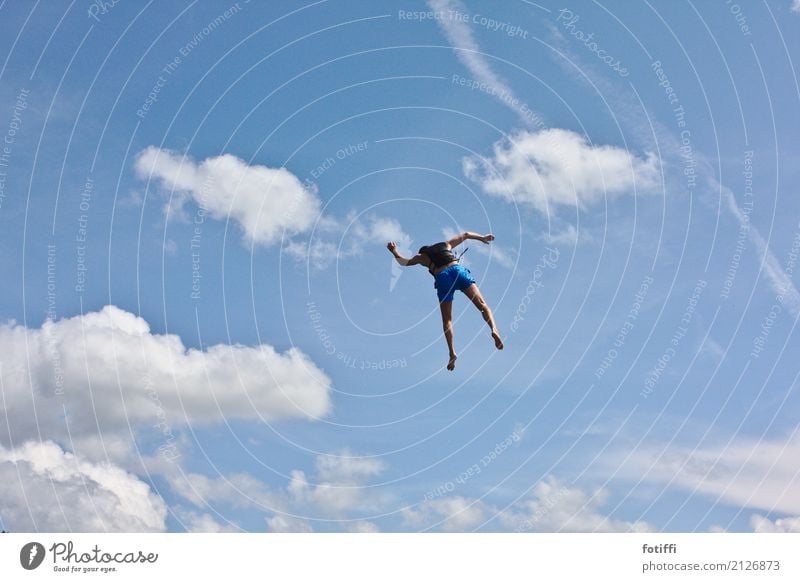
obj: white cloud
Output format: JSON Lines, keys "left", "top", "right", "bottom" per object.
{"left": 0, "top": 440, "right": 167, "bottom": 532}
{"left": 315, "top": 450, "right": 385, "bottom": 483}
{"left": 618, "top": 432, "right": 800, "bottom": 515}
{"left": 500, "top": 475, "right": 653, "bottom": 533}
{"left": 431, "top": 0, "right": 656, "bottom": 227}
{"left": 403, "top": 475, "right": 652, "bottom": 532}
{"left": 428, "top": 0, "right": 535, "bottom": 127}
{"left": 403, "top": 496, "right": 490, "bottom": 532}
{"left": 0, "top": 305, "right": 332, "bottom": 448}
{"left": 384, "top": 219, "right": 416, "bottom": 291}
{"left": 285, "top": 213, "right": 412, "bottom": 271}
{"left": 750, "top": 514, "right": 800, "bottom": 532}
{"left": 283, "top": 238, "right": 339, "bottom": 269}
{"left": 464, "top": 129, "right": 659, "bottom": 214}
{"left": 171, "top": 470, "right": 286, "bottom": 511}
{"left": 365, "top": 217, "right": 412, "bottom": 251}
{"left": 135, "top": 147, "right": 320, "bottom": 246}
{"left": 173, "top": 462, "right": 649, "bottom": 533}
{"left": 174, "top": 449, "right": 387, "bottom": 531}
{"left": 175, "top": 509, "right": 239, "bottom": 532}
{"left": 287, "top": 450, "right": 386, "bottom": 515}
{"left": 266, "top": 514, "right": 312, "bottom": 533}
{"left": 538, "top": 223, "right": 594, "bottom": 246}
{"left": 792, "top": 0, "right": 800, "bottom": 14}
{"left": 346, "top": 520, "right": 380, "bottom": 533}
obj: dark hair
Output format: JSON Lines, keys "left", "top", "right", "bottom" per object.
{"left": 418, "top": 245, "right": 429, "bottom": 255}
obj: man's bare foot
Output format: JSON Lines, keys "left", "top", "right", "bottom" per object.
{"left": 491, "top": 330, "right": 504, "bottom": 350}
{"left": 447, "top": 353, "right": 458, "bottom": 371}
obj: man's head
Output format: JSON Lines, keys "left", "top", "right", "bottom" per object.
{"left": 418, "top": 245, "right": 429, "bottom": 255}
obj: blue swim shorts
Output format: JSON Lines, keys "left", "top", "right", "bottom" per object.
{"left": 434, "top": 264, "right": 476, "bottom": 303}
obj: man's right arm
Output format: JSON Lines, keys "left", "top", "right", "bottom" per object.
{"left": 394, "top": 253, "right": 423, "bottom": 266}
{"left": 387, "top": 241, "right": 423, "bottom": 266}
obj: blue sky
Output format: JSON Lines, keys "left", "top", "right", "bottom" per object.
{"left": 1, "top": 0, "right": 799, "bottom": 533}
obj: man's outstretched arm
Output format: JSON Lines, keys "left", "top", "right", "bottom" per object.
{"left": 447, "top": 231, "right": 495, "bottom": 248}
{"left": 387, "top": 241, "right": 423, "bottom": 266}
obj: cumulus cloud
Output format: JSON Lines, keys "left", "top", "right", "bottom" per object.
{"left": 174, "top": 463, "right": 649, "bottom": 532}
{"left": 750, "top": 514, "right": 800, "bottom": 532}
{"left": 464, "top": 129, "right": 660, "bottom": 214}
{"left": 135, "top": 147, "right": 321, "bottom": 246}
{"left": 403, "top": 475, "right": 652, "bottom": 532}
{"left": 266, "top": 515, "right": 312, "bottom": 533}
{"left": 617, "top": 432, "right": 800, "bottom": 515}
{"left": 346, "top": 520, "right": 380, "bottom": 533}
{"left": 403, "top": 496, "right": 490, "bottom": 532}
{"left": 0, "top": 440, "right": 167, "bottom": 532}
{"left": 289, "top": 450, "right": 386, "bottom": 515}
{"left": 174, "top": 449, "right": 386, "bottom": 531}
{"left": 500, "top": 475, "right": 653, "bottom": 532}
{"left": 0, "top": 305, "right": 332, "bottom": 448}
{"left": 174, "top": 509, "right": 239, "bottom": 533}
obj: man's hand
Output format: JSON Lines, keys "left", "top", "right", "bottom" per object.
{"left": 388, "top": 241, "right": 415, "bottom": 266}
{"left": 481, "top": 234, "right": 495, "bottom": 244}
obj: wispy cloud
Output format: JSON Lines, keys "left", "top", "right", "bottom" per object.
{"left": 698, "top": 335, "right": 726, "bottom": 363}
{"left": 617, "top": 431, "right": 800, "bottom": 515}
{"left": 442, "top": 226, "right": 516, "bottom": 269}
{"left": 537, "top": 223, "right": 594, "bottom": 246}
{"left": 284, "top": 213, "right": 413, "bottom": 272}
{"left": 428, "top": 0, "right": 537, "bottom": 127}
{"left": 721, "top": 185, "right": 800, "bottom": 315}
{"left": 547, "top": 25, "right": 800, "bottom": 316}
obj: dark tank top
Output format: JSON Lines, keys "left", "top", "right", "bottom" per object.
{"left": 421, "top": 242, "right": 456, "bottom": 274}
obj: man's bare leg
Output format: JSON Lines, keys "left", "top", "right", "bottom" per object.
{"left": 464, "top": 284, "right": 503, "bottom": 350}
{"left": 439, "top": 301, "right": 457, "bottom": 370}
